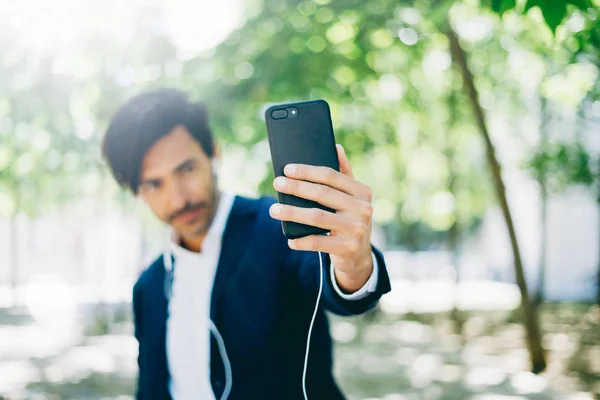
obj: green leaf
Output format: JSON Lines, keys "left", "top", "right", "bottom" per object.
{"left": 542, "top": 1, "right": 568, "bottom": 34}
{"left": 524, "top": 0, "right": 541, "bottom": 13}
{"left": 524, "top": 0, "right": 567, "bottom": 34}
{"left": 492, "top": 0, "right": 517, "bottom": 15}
{"left": 566, "top": 0, "right": 591, "bottom": 10}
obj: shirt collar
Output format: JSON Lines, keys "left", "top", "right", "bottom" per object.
{"left": 169, "top": 191, "right": 236, "bottom": 259}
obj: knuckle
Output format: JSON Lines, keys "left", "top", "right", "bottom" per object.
{"left": 318, "top": 184, "right": 330, "bottom": 199}
{"left": 325, "top": 167, "right": 335, "bottom": 181}
{"left": 288, "top": 179, "right": 299, "bottom": 193}
{"left": 313, "top": 208, "right": 326, "bottom": 223}
{"left": 352, "top": 220, "right": 367, "bottom": 237}
{"left": 297, "top": 166, "right": 306, "bottom": 178}
{"left": 313, "top": 237, "right": 322, "bottom": 251}
{"left": 360, "top": 201, "right": 373, "bottom": 219}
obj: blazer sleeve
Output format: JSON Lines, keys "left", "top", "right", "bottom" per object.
{"left": 287, "top": 243, "right": 392, "bottom": 316}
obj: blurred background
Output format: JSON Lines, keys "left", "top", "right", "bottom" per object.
{"left": 0, "top": 0, "right": 599, "bottom": 398}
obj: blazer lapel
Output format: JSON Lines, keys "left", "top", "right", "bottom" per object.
{"left": 210, "top": 195, "right": 259, "bottom": 324}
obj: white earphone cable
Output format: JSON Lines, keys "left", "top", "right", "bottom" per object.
{"left": 302, "top": 250, "right": 324, "bottom": 400}
{"left": 210, "top": 320, "right": 232, "bottom": 400}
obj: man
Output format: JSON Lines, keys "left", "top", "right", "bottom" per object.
{"left": 101, "top": 88, "right": 391, "bottom": 400}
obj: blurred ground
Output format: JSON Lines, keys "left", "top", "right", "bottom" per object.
{"left": 0, "top": 302, "right": 598, "bottom": 400}
{"left": 333, "top": 304, "right": 600, "bottom": 400}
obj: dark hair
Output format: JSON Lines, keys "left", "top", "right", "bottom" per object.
{"left": 101, "top": 88, "right": 214, "bottom": 193}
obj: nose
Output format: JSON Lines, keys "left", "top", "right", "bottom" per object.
{"left": 166, "top": 180, "right": 188, "bottom": 213}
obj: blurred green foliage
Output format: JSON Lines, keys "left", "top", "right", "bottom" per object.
{"left": 0, "top": 0, "right": 598, "bottom": 249}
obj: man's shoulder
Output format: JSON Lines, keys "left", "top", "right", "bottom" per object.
{"left": 133, "top": 254, "right": 165, "bottom": 294}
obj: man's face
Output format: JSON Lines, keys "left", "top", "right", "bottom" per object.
{"left": 138, "top": 125, "right": 218, "bottom": 241}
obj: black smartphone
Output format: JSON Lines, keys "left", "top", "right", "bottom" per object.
{"left": 265, "top": 99, "right": 340, "bottom": 240}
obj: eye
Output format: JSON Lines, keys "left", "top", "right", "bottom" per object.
{"left": 181, "top": 163, "right": 195, "bottom": 173}
{"left": 142, "top": 181, "right": 161, "bottom": 192}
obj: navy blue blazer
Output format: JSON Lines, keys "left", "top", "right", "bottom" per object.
{"left": 132, "top": 195, "right": 391, "bottom": 400}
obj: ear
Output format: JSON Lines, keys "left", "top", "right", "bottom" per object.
{"left": 211, "top": 140, "right": 221, "bottom": 174}
{"left": 136, "top": 191, "right": 146, "bottom": 203}
{"left": 212, "top": 140, "right": 220, "bottom": 159}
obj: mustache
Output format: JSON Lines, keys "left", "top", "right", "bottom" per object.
{"left": 169, "top": 202, "right": 207, "bottom": 222}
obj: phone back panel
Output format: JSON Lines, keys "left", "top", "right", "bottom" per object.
{"left": 265, "top": 99, "right": 339, "bottom": 239}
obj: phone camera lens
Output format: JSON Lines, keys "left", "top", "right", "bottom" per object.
{"left": 271, "top": 109, "right": 288, "bottom": 119}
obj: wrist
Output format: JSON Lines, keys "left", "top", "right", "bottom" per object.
{"left": 334, "top": 256, "right": 373, "bottom": 293}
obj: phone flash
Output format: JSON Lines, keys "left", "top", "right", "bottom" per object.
{"left": 291, "top": 110, "right": 296, "bottom": 114}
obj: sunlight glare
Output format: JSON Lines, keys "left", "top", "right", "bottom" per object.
{"left": 164, "top": 0, "right": 244, "bottom": 53}
{"left": 2, "top": 0, "right": 244, "bottom": 55}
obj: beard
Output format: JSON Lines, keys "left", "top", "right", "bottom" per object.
{"left": 175, "top": 171, "right": 220, "bottom": 239}
{"left": 191, "top": 184, "right": 220, "bottom": 237}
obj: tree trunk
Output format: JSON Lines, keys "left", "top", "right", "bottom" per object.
{"left": 536, "top": 96, "right": 549, "bottom": 306}
{"left": 448, "top": 190, "right": 463, "bottom": 338}
{"left": 446, "top": 89, "right": 464, "bottom": 337}
{"left": 447, "top": 27, "right": 547, "bottom": 373}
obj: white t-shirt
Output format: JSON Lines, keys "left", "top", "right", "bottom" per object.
{"left": 166, "top": 191, "right": 235, "bottom": 400}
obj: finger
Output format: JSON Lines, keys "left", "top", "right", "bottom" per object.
{"left": 336, "top": 144, "right": 353, "bottom": 178}
{"left": 283, "top": 163, "right": 369, "bottom": 200}
{"left": 269, "top": 203, "right": 354, "bottom": 232}
{"left": 273, "top": 176, "right": 360, "bottom": 212}
{"left": 288, "top": 234, "right": 360, "bottom": 258}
